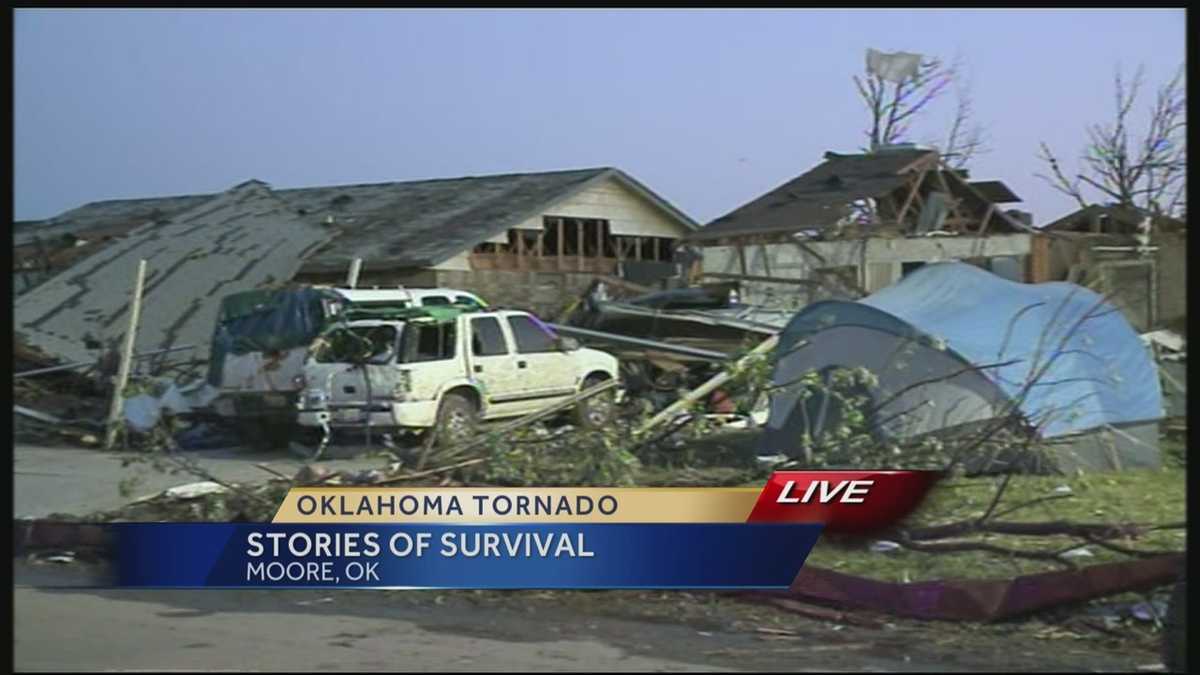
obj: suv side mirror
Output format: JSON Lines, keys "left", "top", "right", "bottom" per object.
{"left": 557, "top": 336, "right": 581, "bottom": 352}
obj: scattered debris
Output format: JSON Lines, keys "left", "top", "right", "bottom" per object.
{"left": 163, "top": 481, "right": 229, "bottom": 499}
{"left": 869, "top": 541, "right": 902, "bottom": 554}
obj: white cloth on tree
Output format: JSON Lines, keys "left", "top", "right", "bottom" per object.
{"left": 866, "top": 49, "right": 922, "bottom": 83}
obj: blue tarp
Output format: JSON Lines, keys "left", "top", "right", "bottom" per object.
{"left": 849, "top": 261, "right": 1163, "bottom": 437}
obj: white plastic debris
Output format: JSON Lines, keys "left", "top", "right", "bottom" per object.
{"left": 870, "top": 540, "right": 902, "bottom": 553}
{"left": 1141, "top": 330, "right": 1185, "bottom": 353}
{"left": 1053, "top": 485, "right": 1073, "bottom": 495}
{"left": 755, "top": 454, "right": 790, "bottom": 467}
{"left": 1060, "top": 546, "right": 1094, "bottom": 559}
{"left": 164, "top": 481, "right": 229, "bottom": 499}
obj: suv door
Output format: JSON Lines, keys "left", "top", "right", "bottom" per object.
{"left": 465, "top": 315, "right": 524, "bottom": 419}
{"left": 400, "top": 319, "right": 463, "bottom": 406}
{"left": 504, "top": 313, "right": 578, "bottom": 407}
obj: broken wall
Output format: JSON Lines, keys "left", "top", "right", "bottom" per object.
{"left": 699, "top": 234, "right": 1031, "bottom": 308}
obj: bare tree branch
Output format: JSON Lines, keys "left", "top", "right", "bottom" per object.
{"left": 1036, "top": 62, "right": 1186, "bottom": 219}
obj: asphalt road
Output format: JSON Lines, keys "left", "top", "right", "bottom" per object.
{"left": 14, "top": 587, "right": 729, "bottom": 672}
{"left": 9, "top": 562, "right": 937, "bottom": 673}
{"left": 13, "top": 444, "right": 387, "bottom": 519}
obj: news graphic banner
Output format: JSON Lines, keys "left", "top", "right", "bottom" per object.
{"left": 113, "top": 471, "right": 940, "bottom": 589}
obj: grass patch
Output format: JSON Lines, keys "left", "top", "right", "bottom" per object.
{"left": 804, "top": 465, "right": 1186, "bottom": 582}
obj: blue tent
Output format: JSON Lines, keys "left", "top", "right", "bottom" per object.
{"left": 765, "top": 262, "right": 1163, "bottom": 468}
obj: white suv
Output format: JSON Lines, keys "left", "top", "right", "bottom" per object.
{"left": 296, "top": 308, "right": 620, "bottom": 445}
{"left": 209, "top": 286, "right": 486, "bottom": 448}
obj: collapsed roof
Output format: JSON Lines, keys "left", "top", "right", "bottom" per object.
{"left": 291, "top": 166, "right": 698, "bottom": 274}
{"left": 1040, "top": 204, "right": 1187, "bottom": 235}
{"left": 688, "top": 148, "right": 1028, "bottom": 242}
{"left": 14, "top": 181, "right": 334, "bottom": 365}
{"left": 15, "top": 167, "right": 698, "bottom": 364}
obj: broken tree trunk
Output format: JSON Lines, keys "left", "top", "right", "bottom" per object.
{"left": 104, "top": 259, "right": 148, "bottom": 451}
{"left": 634, "top": 334, "right": 779, "bottom": 437}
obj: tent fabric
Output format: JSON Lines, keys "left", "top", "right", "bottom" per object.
{"left": 768, "top": 262, "right": 1162, "bottom": 444}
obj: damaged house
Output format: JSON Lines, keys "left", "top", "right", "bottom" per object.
{"left": 14, "top": 167, "right": 697, "bottom": 366}
{"left": 684, "top": 146, "right": 1034, "bottom": 308}
{"left": 288, "top": 167, "right": 699, "bottom": 310}
{"left": 1030, "top": 204, "right": 1187, "bottom": 332}
{"left": 13, "top": 194, "right": 211, "bottom": 296}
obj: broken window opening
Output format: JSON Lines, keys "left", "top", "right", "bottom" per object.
{"left": 313, "top": 325, "right": 399, "bottom": 364}
{"left": 402, "top": 322, "right": 456, "bottom": 363}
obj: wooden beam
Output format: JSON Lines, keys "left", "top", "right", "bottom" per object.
{"left": 577, "top": 220, "right": 584, "bottom": 271}
{"left": 792, "top": 239, "right": 827, "bottom": 265}
{"left": 597, "top": 220, "right": 605, "bottom": 259}
{"left": 345, "top": 258, "right": 363, "bottom": 288}
{"left": 702, "top": 271, "right": 820, "bottom": 286}
{"left": 104, "top": 259, "right": 148, "bottom": 450}
{"left": 933, "top": 169, "right": 967, "bottom": 225}
{"left": 652, "top": 237, "right": 660, "bottom": 262}
{"left": 635, "top": 237, "right": 642, "bottom": 261}
{"left": 978, "top": 203, "right": 996, "bottom": 236}
{"left": 557, "top": 217, "right": 565, "bottom": 271}
{"left": 736, "top": 244, "right": 748, "bottom": 275}
{"left": 895, "top": 166, "right": 929, "bottom": 226}
{"left": 516, "top": 229, "right": 525, "bottom": 270}
{"left": 896, "top": 150, "right": 939, "bottom": 176}
{"left": 759, "top": 243, "right": 772, "bottom": 277}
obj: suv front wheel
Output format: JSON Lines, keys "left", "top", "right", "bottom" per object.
{"left": 435, "top": 392, "right": 479, "bottom": 448}
{"left": 574, "top": 375, "right": 616, "bottom": 430}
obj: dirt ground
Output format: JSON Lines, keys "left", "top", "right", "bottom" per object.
{"left": 14, "top": 558, "right": 1167, "bottom": 673}
{"left": 12, "top": 438, "right": 1176, "bottom": 672}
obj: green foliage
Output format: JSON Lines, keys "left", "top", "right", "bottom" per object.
{"left": 473, "top": 424, "right": 641, "bottom": 487}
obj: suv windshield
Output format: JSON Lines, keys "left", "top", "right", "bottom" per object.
{"left": 312, "top": 325, "right": 399, "bottom": 364}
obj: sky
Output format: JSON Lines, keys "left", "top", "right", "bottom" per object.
{"left": 13, "top": 8, "right": 1187, "bottom": 225}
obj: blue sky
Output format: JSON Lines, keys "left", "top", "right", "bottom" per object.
{"left": 14, "top": 9, "right": 1186, "bottom": 225}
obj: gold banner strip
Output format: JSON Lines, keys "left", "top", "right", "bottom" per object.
{"left": 273, "top": 487, "right": 762, "bottom": 524}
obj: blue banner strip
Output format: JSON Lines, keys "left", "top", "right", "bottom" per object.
{"left": 114, "top": 523, "right": 823, "bottom": 589}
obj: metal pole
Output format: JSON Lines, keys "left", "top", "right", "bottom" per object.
{"left": 104, "top": 259, "right": 148, "bottom": 450}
